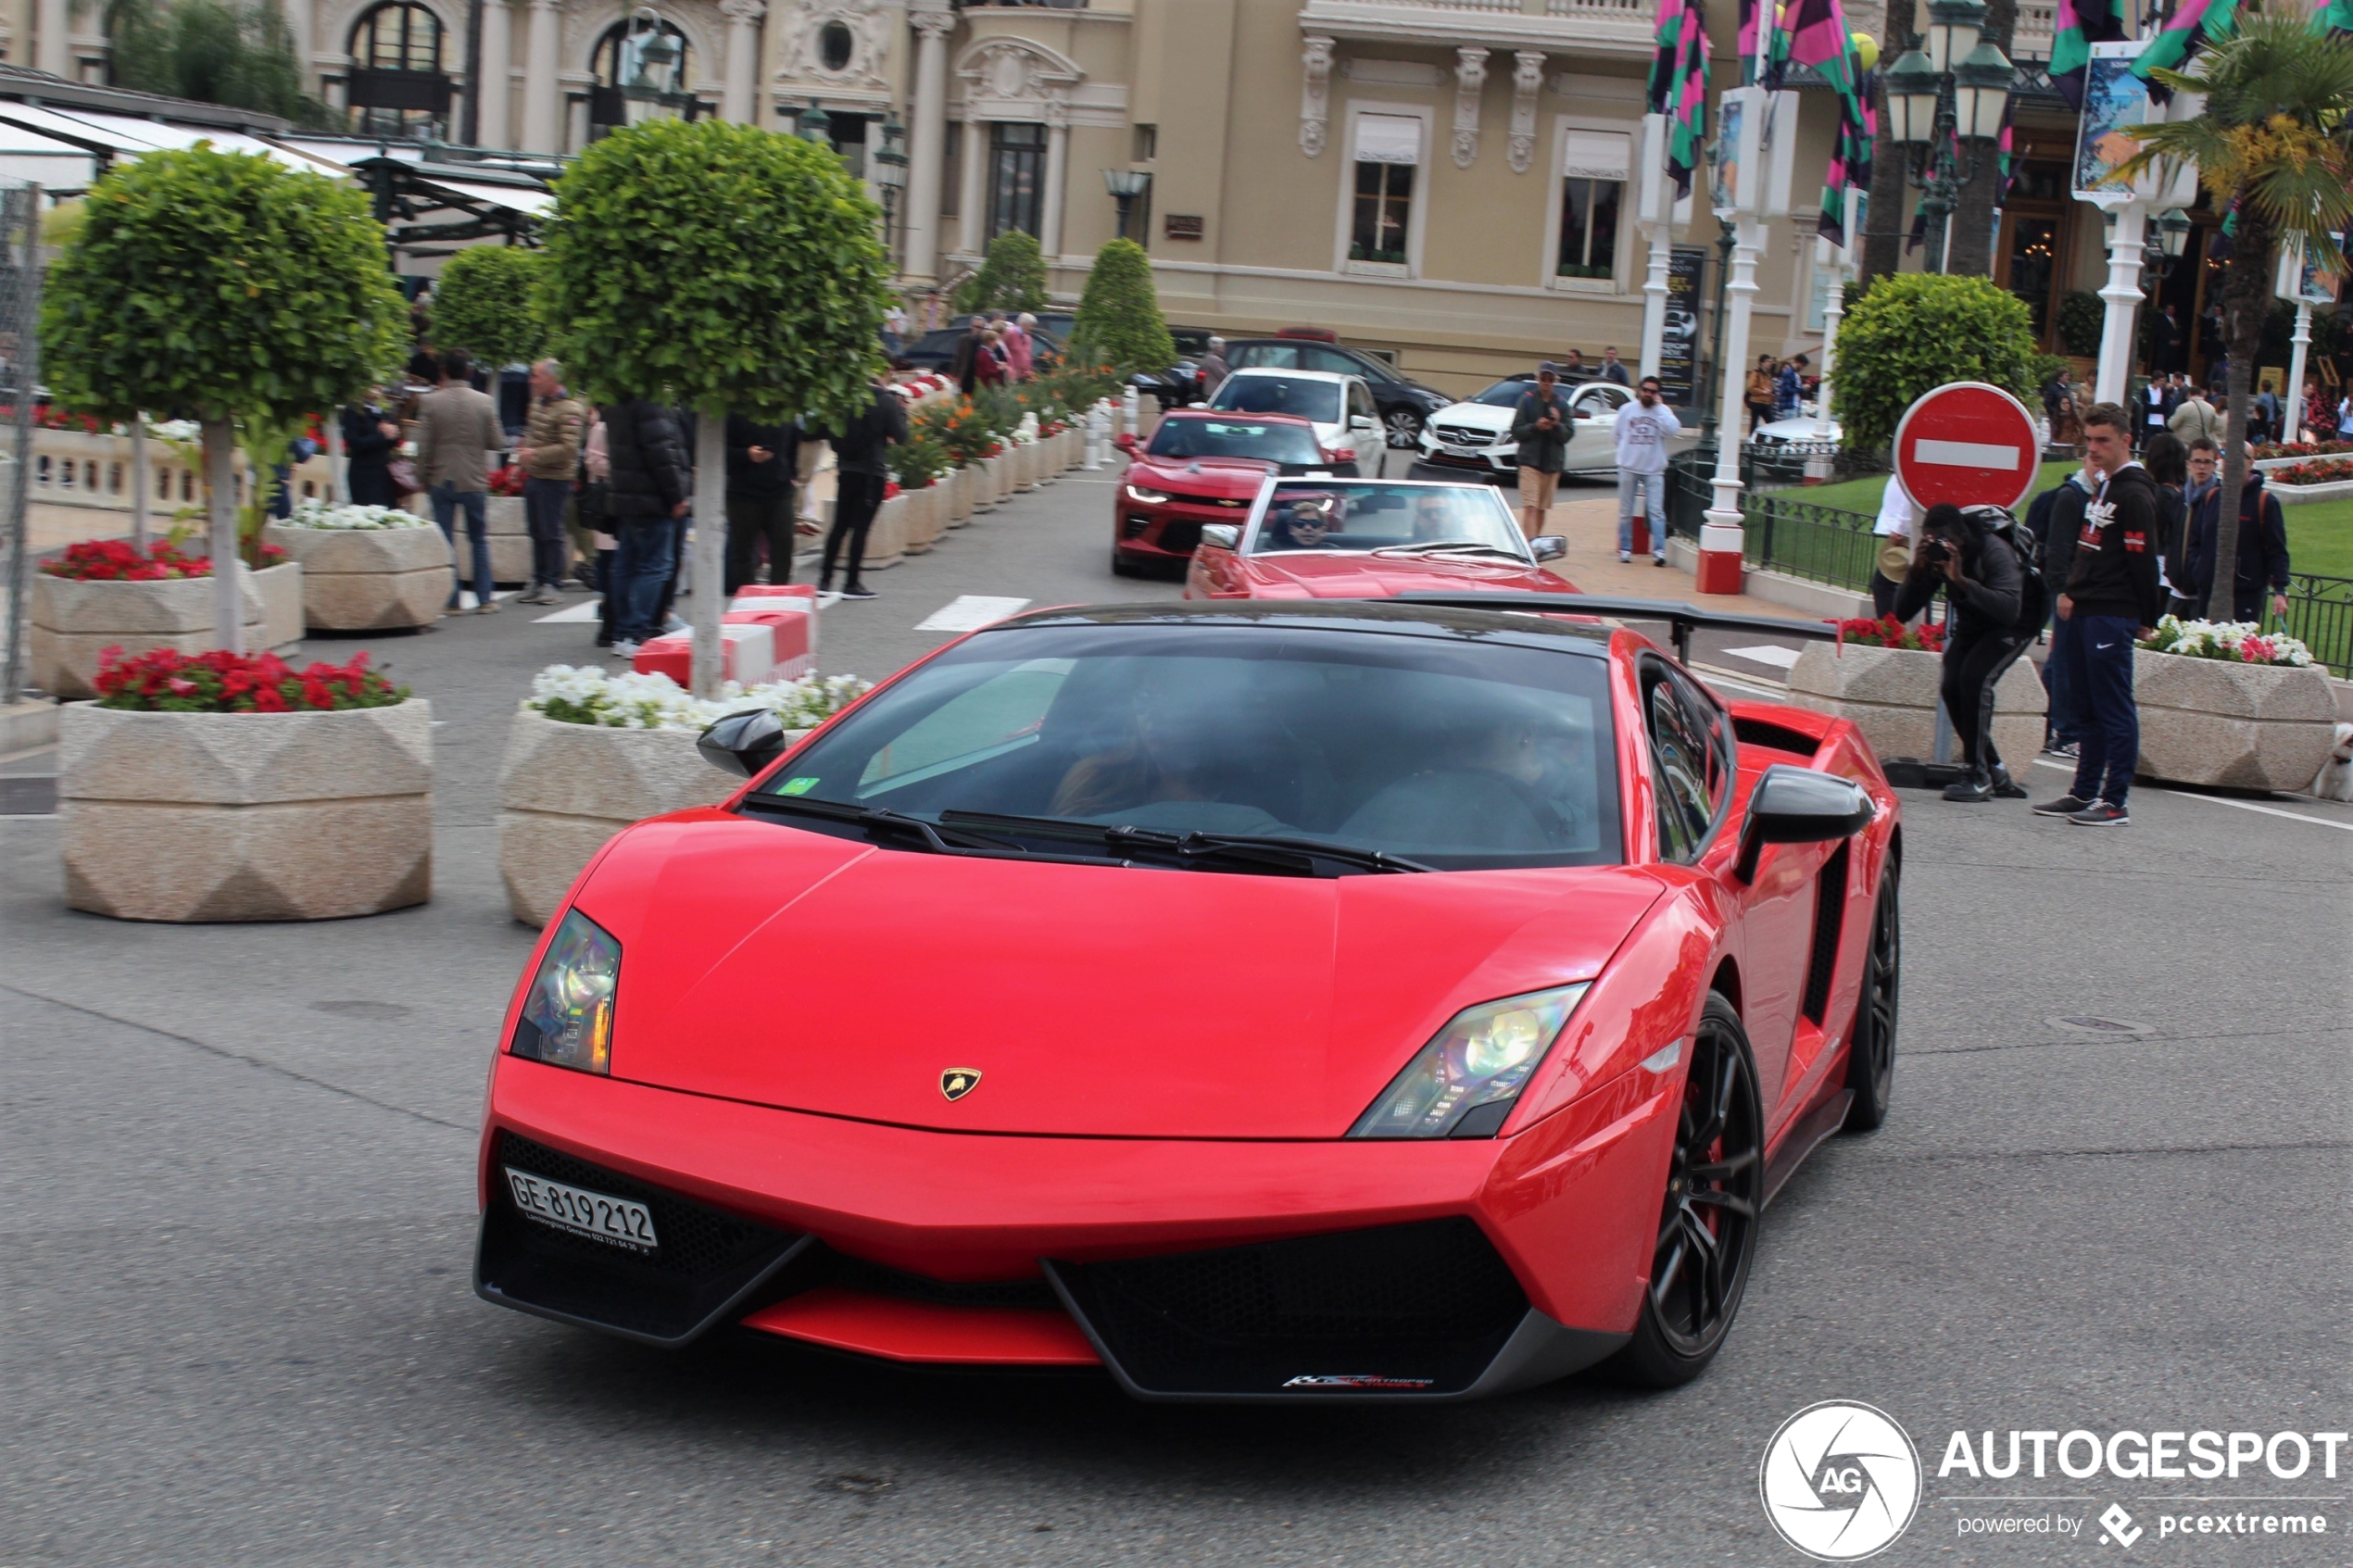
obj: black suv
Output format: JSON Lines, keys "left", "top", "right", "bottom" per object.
{"left": 1219, "top": 337, "right": 1453, "bottom": 448}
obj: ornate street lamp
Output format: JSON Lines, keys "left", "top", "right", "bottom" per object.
{"left": 873, "top": 112, "right": 908, "bottom": 257}
{"left": 797, "top": 98, "right": 833, "bottom": 145}
{"left": 1884, "top": 17, "right": 2011, "bottom": 274}
{"left": 621, "top": 9, "right": 693, "bottom": 126}
{"left": 1103, "top": 168, "right": 1151, "bottom": 242}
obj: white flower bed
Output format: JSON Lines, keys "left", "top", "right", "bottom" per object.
{"left": 286, "top": 499, "right": 433, "bottom": 531}
{"left": 527, "top": 665, "right": 871, "bottom": 733}
{"left": 144, "top": 419, "right": 199, "bottom": 443}
{"left": 2138, "top": 616, "right": 2314, "bottom": 668}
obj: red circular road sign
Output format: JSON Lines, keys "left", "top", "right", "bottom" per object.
{"left": 1892, "top": 382, "right": 2039, "bottom": 511}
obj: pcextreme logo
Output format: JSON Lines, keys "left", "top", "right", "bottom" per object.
{"left": 1760, "top": 1400, "right": 1924, "bottom": 1562}
{"left": 1759, "top": 1400, "right": 1919, "bottom": 1561}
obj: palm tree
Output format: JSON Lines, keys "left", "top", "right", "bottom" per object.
{"left": 2120, "top": 14, "right": 2353, "bottom": 621}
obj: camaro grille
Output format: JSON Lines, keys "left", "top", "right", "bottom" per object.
{"left": 474, "top": 1132, "right": 805, "bottom": 1345}
{"left": 1155, "top": 519, "right": 1203, "bottom": 555}
{"left": 1049, "top": 1219, "right": 1529, "bottom": 1397}
{"left": 1433, "top": 426, "right": 1495, "bottom": 447}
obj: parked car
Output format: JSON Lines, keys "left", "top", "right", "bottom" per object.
{"left": 1205, "top": 368, "right": 1386, "bottom": 474}
{"left": 1184, "top": 476, "right": 1577, "bottom": 602}
{"left": 1111, "top": 411, "right": 1341, "bottom": 576}
{"left": 1744, "top": 412, "right": 1843, "bottom": 481}
{"left": 900, "top": 323, "right": 1067, "bottom": 378}
{"left": 1411, "top": 375, "right": 1696, "bottom": 483}
{"left": 1221, "top": 336, "right": 1453, "bottom": 448}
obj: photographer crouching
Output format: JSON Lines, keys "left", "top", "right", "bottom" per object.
{"left": 1896, "top": 502, "right": 2045, "bottom": 803}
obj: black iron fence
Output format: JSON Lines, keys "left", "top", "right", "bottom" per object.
{"left": 1743, "top": 493, "right": 1881, "bottom": 591}
{"left": 2273, "top": 573, "right": 2353, "bottom": 677}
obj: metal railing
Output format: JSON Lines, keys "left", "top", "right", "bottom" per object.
{"left": 1743, "top": 494, "right": 1881, "bottom": 590}
{"left": 2272, "top": 573, "right": 2353, "bottom": 677}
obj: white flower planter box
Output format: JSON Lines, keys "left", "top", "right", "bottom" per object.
{"left": 264, "top": 521, "right": 453, "bottom": 631}
{"left": 899, "top": 483, "right": 943, "bottom": 554}
{"left": 476, "top": 495, "right": 534, "bottom": 585}
{"left": 2133, "top": 650, "right": 2339, "bottom": 789}
{"left": 1785, "top": 642, "right": 2047, "bottom": 767}
{"left": 944, "top": 464, "right": 975, "bottom": 528}
{"left": 29, "top": 571, "right": 266, "bottom": 700}
{"left": 1013, "top": 441, "right": 1039, "bottom": 491}
{"left": 251, "top": 559, "right": 305, "bottom": 652}
{"left": 970, "top": 455, "right": 1004, "bottom": 512}
{"left": 59, "top": 698, "right": 433, "bottom": 922}
{"left": 862, "top": 493, "right": 908, "bottom": 571}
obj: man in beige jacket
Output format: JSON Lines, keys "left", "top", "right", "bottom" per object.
{"left": 414, "top": 348, "right": 506, "bottom": 613}
{"left": 514, "top": 358, "right": 583, "bottom": 604}
{"left": 2167, "top": 384, "right": 2222, "bottom": 448}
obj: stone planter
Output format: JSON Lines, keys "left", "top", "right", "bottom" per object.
{"left": 252, "top": 559, "right": 305, "bottom": 651}
{"left": 59, "top": 698, "right": 433, "bottom": 922}
{"left": 2133, "top": 651, "right": 2339, "bottom": 789}
{"left": 899, "top": 483, "right": 942, "bottom": 554}
{"left": 497, "top": 709, "right": 726, "bottom": 926}
{"left": 478, "top": 495, "right": 533, "bottom": 585}
{"left": 944, "top": 463, "right": 975, "bottom": 527}
{"left": 264, "top": 521, "right": 453, "bottom": 631}
{"left": 29, "top": 571, "right": 265, "bottom": 701}
{"left": 1014, "top": 441, "right": 1040, "bottom": 491}
{"left": 1785, "top": 643, "right": 2046, "bottom": 767}
{"left": 862, "top": 493, "right": 908, "bottom": 571}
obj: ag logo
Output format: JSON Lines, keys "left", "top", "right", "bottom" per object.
{"left": 1759, "top": 1400, "right": 1922, "bottom": 1562}
{"left": 939, "top": 1067, "right": 983, "bottom": 1101}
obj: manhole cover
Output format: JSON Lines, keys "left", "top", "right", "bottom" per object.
{"left": 2046, "top": 1015, "right": 2152, "bottom": 1036}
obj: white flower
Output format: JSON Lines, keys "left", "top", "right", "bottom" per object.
{"left": 527, "top": 665, "right": 873, "bottom": 732}
{"left": 2138, "top": 616, "right": 2313, "bottom": 667}
{"left": 143, "top": 419, "right": 199, "bottom": 443}
{"left": 287, "top": 500, "right": 433, "bottom": 531}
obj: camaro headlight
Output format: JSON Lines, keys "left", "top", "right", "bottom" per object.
{"left": 1124, "top": 483, "right": 1171, "bottom": 504}
{"left": 510, "top": 909, "right": 621, "bottom": 1074}
{"left": 1348, "top": 985, "right": 1589, "bottom": 1139}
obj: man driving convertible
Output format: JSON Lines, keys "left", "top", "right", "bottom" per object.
{"left": 1268, "top": 494, "right": 1341, "bottom": 548}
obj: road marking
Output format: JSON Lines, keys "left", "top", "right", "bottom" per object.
{"left": 1721, "top": 644, "right": 1803, "bottom": 670}
{"left": 2030, "top": 758, "right": 2353, "bottom": 831}
{"left": 1916, "top": 438, "right": 2023, "bottom": 470}
{"left": 917, "top": 595, "right": 1032, "bottom": 632}
{"left": 533, "top": 600, "right": 602, "bottom": 623}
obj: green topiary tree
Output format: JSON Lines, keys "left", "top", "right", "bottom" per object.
{"left": 429, "top": 245, "right": 549, "bottom": 369}
{"left": 42, "top": 146, "right": 406, "bottom": 652}
{"left": 1069, "top": 238, "right": 1176, "bottom": 376}
{"left": 953, "top": 231, "right": 1049, "bottom": 317}
{"left": 539, "top": 118, "right": 891, "bottom": 695}
{"left": 1830, "top": 273, "right": 2040, "bottom": 456}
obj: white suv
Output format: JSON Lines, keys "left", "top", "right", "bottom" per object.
{"left": 1203, "top": 369, "right": 1386, "bottom": 475}
{"left": 1413, "top": 376, "right": 1692, "bottom": 481}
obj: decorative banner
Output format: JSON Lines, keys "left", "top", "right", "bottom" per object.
{"left": 1658, "top": 245, "right": 1705, "bottom": 409}
{"left": 2050, "top": 0, "right": 2128, "bottom": 111}
{"left": 2133, "top": 0, "right": 2241, "bottom": 99}
{"left": 2071, "top": 42, "right": 2153, "bottom": 206}
{"left": 1656, "top": 0, "right": 1712, "bottom": 199}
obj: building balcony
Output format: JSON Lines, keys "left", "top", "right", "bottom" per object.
{"left": 1297, "top": 0, "right": 1653, "bottom": 55}
{"left": 2012, "top": 1, "right": 2054, "bottom": 63}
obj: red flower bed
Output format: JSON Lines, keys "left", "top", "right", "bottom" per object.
{"left": 42, "top": 537, "right": 288, "bottom": 581}
{"left": 1831, "top": 614, "right": 1947, "bottom": 653}
{"left": 94, "top": 647, "right": 409, "bottom": 713}
{"left": 2251, "top": 440, "right": 2353, "bottom": 460}
{"left": 488, "top": 464, "right": 526, "bottom": 496}
{"left": 2270, "top": 458, "right": 2353, "bottom": 486}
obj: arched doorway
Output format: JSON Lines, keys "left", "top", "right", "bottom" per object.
{"left": 346, "top": 2, "right": 450, "bottom": 138}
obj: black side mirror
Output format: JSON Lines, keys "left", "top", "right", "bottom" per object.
{"left": 1529, "top": 534, "right": 1567, "bottom": 562}
{"left": 698, "top": 709, "right": 789, "bottom": 779}
{"left": 1734, "top": 764, "right": 1875, "bottom": 882}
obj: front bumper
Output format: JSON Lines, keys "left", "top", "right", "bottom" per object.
{"left": 1116, "top": 496, "right": 1255, "bottom": 560}
{"left": 477, "top": 1057, "right": 1673, "bottom": 1400}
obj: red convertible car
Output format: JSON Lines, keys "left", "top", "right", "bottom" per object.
{"left": 476, "top": 597, "right": 1901, "bottom": 1400}
{"left": 1186, "top": 477, "right": 1579, "bottom": 602}
{"left": 1112, "top": 408, "right": 1345, "bottom": 577}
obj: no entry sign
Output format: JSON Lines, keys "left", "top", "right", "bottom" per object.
{"left": 1892, "top": 383, "right": 2039, "bottom": 511}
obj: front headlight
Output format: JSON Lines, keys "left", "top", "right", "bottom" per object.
{"left": 510, "top": 909, "right": 621, "bottom": 1074}
{"left": 1125, "top": 483, "right": 1171, "bottom": 504}
{"left": 1348, "top": 985, "right": 1589, "bottom": 1139}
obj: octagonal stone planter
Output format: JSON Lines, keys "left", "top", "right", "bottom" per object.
{"left": 862, "top": 493, "right": 908, "bottom": 572}
{"left": 59, "top": 698, "right": 433, "bottom": 922}
{"left": 252, "top": 560, "right": 305, "bottom": 652}
{"left": 1786, "top": 642, "right": 2047, "bottom": 767}
{"left": 264, "top": 521, "right": 453, "bottom": 631}
{"left": 944, "top": 464, "right": 975, "bottom": 528}
{"left": 2133, "top": 651, "right": 2339, "bottom": 790}
{"left": 899, "top": 483, "right": 943, "bottom": 555}
{"left": 479, "top": 495, "right": 533, "bottom": 586}
{"left": 29, "top": 571, "right": 265, "bottom": 700}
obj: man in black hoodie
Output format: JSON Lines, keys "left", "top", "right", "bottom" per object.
{"left": 1896, "top": 504, "right": 2039, "bottom": 802}
{"left": 2033, "top": 402, "right": 2166, "bottom": 826}
{"left": 602, "top": 396, "right": 693, "bottom": 655}
{"left": 820, "top": 375, "right": 909, "bottom": 600}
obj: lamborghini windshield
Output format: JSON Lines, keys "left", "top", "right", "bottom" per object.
{"left": 1249, "top": 482, "right": 1527, "bottom": 556}
{"left": 752, "top": 621, "right": 1619, "bottom": 872}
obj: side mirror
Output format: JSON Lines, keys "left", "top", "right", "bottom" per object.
{"left": 698, "top": 708, "right": 789, "bottom": 779}
{"left": 1198, "top": 522, "right": 1240, "bottom": 551}
{"left": 1114, "top": 433, "right": 1138, "bottom": 453}
{"left": 1529, "top": 534, "right": 1567, "bottom": 561}
{"left": 1734, "top": 764, "right": 1875, "bottom": 882}
{"left": 1350, "top": 415, "right": 1376, "bottom": 432}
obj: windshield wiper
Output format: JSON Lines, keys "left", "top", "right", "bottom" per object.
{"left": 1371, "top": 541, "right": 1529, "bottom": 560}
{"left": 940, "top": 810, "right": 1434, "bottom": 876}
{"left": 739, "top": 794, "right": 1127, "bottom": 864}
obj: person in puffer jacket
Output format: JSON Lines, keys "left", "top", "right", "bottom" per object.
{"left": 1896, "top": 504, "right": 2037, "bottom": 802}
{"left": 601, "top": 397, "right": 692, "bottom": 655}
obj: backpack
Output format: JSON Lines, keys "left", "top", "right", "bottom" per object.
{"left": 1963, "top": 504, "right": 2048, "bottom": 633}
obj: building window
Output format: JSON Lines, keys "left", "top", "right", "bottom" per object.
{"left": 346, "top": 3, "right": 448, "bottom": 137}
{"left": 587, "top": 20, "right": 696, "bottom": 136}
{"left": 988, "top": 121, "right": 1044, "bottom": 242}
{"left": 1349, "top": 113, "right": 1420, "bottom": 269}
{"left": 1132, "top": 123, "right": 1157, "bottom": 162}
{"left": 1555, "top": 129, "right": 1629, "bottom": 283}
{"left": 828, "top": 112, "right": 870, "bottom": 182}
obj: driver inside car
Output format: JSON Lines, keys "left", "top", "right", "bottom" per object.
{"left": 1269, "top": 495, "right": 1340, "bottom": 548}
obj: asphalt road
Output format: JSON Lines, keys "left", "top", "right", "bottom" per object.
{"left": 3, "top": 454, "right": 2349, "bottom": 1567}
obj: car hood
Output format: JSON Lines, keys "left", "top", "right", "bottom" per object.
{"left": 1238, "top": 551, "right": 1574, "bottom": 598}
{"left": 1126, "top": 455, "right": 1277, "bottom": 495}
{"left": 1753, "top": 414, "right": 1840, "bottom": 443}
{"left": 1428, "top": 403, "right": 1516, "bottom": 434}
{"left": 573, "top": 815, "right": 1663, "bottom": 1139}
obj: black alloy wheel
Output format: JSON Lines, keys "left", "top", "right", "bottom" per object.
{"left": 1842, "top": 870, "right": 1900, "bottom": 1131}
{"left": 1607, "top": 993, "right": 1764, "bottom": 1387}
{"left": 1384, "top": 408, "right": 1425, "bottom": 448}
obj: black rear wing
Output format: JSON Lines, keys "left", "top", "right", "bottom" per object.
{"left": 1385, "top": 593, "right": 1841, "bottom": 666}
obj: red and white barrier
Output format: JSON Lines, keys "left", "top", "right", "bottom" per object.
{"left": 633, "top": 621, "right": 775, "bottom": 687}
{"left": 727, "top": 585, "right": 817, "bottom": 677}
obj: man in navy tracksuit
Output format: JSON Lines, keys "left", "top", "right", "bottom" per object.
{"left": 2033, "top": 402, "right": 2166, "bottom": 826}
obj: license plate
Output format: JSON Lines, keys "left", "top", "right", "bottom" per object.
{"left": 1441, "top": 443, "right": 1479, "bottom": 455}
{"left": 504, "top": 1166, "right": 660, "bottom": 1252}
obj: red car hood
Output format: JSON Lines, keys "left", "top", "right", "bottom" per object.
{"left": 1126, "top": 455, "right": 1276, "bottom": 495}
{"left": 1240, "top": 551, "right": 1578, "bottom": 598}
{"left": 572, "top": 815, "right": 1664, "bottom": 1140}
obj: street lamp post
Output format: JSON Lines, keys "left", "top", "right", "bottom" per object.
{"left": 1882, "top": 0, "right": 2011, "bottom": 274}
{"left": 1103, "top": 168, "right": 1151, "bottom": 242}
{"left": 873, "top": 113, "right": 909, "bottom": 262}
{"left": 620, "top": 8, "right": 695, "bottom": 126}
{"left": 797, "top": 98, "right": 833, "bottom": 145}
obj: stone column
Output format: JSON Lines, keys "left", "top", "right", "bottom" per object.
{"left": 720, "top": 0, "right": 764, "bottom": 124}
{"left": 901, "top": 6, "right": 954, "bottom": 282}
{"left": 957, "top": 112, "right": 987, "bottom": 258}
{"left": 36, "top": 0, "right": 68, "bottom": 77}
{"left": 521, "top": 0, "right": 563, "bottom": 155}
{"left": 1699, "top": 218, "right": 1764, "bottom": 596}
{"left": 1038, "top": 100, "right": 1069, "bottom": 263}
{"left": 476, "top": 0, "right": 512, "bottom": 148}
{"left": 2094, "top": 205, "right": 2146, "bottom": 408}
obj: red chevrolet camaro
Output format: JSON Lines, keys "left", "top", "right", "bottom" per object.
{"left": 1112, "top": 409, "right": 1348, "bottom": 577}
{"left": 1186, "top": 477, "right": 1579, "bottom": 602}
{"left": 476, "top": 598, "right": 1902, "bottom": 1400}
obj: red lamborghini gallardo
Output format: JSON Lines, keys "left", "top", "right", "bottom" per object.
{"left": 476, "top": 597, "right": 1902, "bottom": 1400}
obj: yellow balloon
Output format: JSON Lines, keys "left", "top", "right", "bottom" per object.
{"left": 1852, "top": 31, "right": 1881, "bottom": 72}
